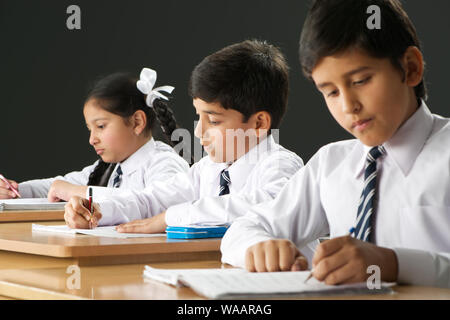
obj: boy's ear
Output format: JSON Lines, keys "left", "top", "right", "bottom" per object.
{"left": 402, "top": 46, "right": 424, "bottom": 88}
{"left": 132, "top": 110, "right": 147, "bottom": 135}
{"left": 253, "top": 111, "right": 272, "bottom": 136}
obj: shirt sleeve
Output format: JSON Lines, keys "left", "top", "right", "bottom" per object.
{"left": 394, "top": 247, "right": 450, "bottom": 288}
{"left": 86, "top": 154, "right": 189, "bottom": 200}
{"left": 18, "top": 162, "right": 97, "bottom": 198}
{"left": 220, "top": 150, "right": 330, "bottom": 269}
{"left": 97, "top": 163, "right": 200, "bottom": 226}
{"left": 165, "top": 152, "right": 303, "bottom": 226}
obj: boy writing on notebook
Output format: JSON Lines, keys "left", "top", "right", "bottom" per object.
{"left": 64, "top": 39, "right": 318, "bottom": 261}
{"left": 221, "top": 0, "right": 450, "bottom": 288}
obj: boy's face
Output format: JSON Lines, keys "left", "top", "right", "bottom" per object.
{"left": 311, "top": 48, "right": 418, "bottom": 147}
{"left": 193, "top": 98, "right": 260, "bottom": 163}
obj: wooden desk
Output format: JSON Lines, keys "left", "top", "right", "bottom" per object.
{"left": 0, "top": 222, "right": 221, "bottom": 266}
{"left": 0, "top": 261, "right": 449, "bottom": 300}
{"left": 0, "top": 210, "right": 64, "bottom": 223}
{"left": 0, "top": 250, "right": 75, "bottom": 270}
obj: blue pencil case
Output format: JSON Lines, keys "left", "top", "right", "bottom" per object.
{"left": 166, "top": 225, "right": 229, "bottom": 239}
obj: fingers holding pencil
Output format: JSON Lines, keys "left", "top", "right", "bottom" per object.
{"left": 64, "top": 196, "right": 102, "bottom": 229}
{"left": 0, "top": 174, "right": 20, "bottom": 199}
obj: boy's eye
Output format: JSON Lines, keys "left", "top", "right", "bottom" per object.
{"left": 353, "top": 76, "right": 371, "bottom": 86}
{"left": 97, "top": 124, "right": 105, "bottom": 129}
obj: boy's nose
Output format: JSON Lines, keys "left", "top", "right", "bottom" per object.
{"left": 341, "top": 91, "right": 361, "bottom": 114}
{"left": 194, "top": 120, "right": 204, "bottom": 139}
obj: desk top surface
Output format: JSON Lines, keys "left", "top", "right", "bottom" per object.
{"left": 0, "top": 260, "right": 449, "bottom": 300}
{"left": 0, "top": 222, "right": 221, "bottom": 258}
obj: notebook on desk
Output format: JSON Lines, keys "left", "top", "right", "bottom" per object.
{"left": 143, "top": 265, "right": 395, "bottom": 299}
{"left": 32, "top": 224, "right": 166, "bottom": 239}
{"left": 0, "top": 198, "right": 66, "bottom": 211}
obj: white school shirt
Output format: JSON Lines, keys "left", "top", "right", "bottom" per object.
{"left": 221, "top": 102, "right": 450, "bottom": 288}
{"left": 18, "top": 138, "right": 189, "bottom": 199}
{"left": 97, "top": 136, "right": 300, "bottom": 222}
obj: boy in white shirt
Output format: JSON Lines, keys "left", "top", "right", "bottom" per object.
{"left": 221, "top": 0, "right": 450, "bottom": 288}
{"left": 64, "top": 40, "right": 318, "bottom": 260}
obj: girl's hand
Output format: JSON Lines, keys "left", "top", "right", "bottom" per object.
{"left": 64, "top": 196, "right": 102, "bottom": 229}
{"left": 116, "top": 211, "right": 167, "bottom": 234}
{"left": 0, "top": 176, "right": 19, "bottom": 199}
{"left": 47, "top": 180, "right": 87, "bottom": 202}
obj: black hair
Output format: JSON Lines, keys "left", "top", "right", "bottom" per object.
{"left": 299, "top": 0, "right": 427, "bottom": 102}
{"left": 189, "top": 39, "right": 289, "bottom": 130}
{"left": 85, "top": 72, "right": 180, "bottom": 186}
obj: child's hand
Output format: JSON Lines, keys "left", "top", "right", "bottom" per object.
{"left": 0, "top": 176, "right": 19, "bottom": 199}
{"left": 64, "top": 196, "right": 102, "bottom": 229}
{"left": 48, "top": 180, "right": 70, "bottom": 202}
{"left": 245, "top": 239, "right": 309, "bottom": 272}
{"left": 311, "top": 236, "right": 398, "bottom": 285}
{"left": 48, "top": 180, "right": 87, "bottom": 202}
{"left": 116, "top": 211, "right": 167, "bottom": 234}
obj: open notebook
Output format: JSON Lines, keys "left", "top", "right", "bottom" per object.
{"left": 0, "top": 198, "right": 66, "bottom": 211}
{"left": 143, "top": 266, "right": 394, "bottom": 299}
{"left": 32, "top": 224, "right": 166, "bottom": 239}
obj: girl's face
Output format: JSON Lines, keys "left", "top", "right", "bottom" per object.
{"left": 83, "top": 99, "right": 139, "bottom": 163}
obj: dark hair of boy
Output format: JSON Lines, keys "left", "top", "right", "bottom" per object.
{"left": 299, "top": 0, "right": 427, "bottom": 104}
{"left": 189, "top": 39, "right": 290, "bottom": 130}
{"left": 85, "top": 72, "right": 180, "bottom": 186}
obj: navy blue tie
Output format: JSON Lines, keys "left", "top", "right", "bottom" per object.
{"left": 354, "top": 146, "right": 386, "bottom": 242}
{"left": 219, "top": 169, "right": 231, "bottom": 196}
{"left": 112, "top": 165, "right": 123, "bottom": 188}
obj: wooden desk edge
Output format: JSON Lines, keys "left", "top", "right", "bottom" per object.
{"left": 0, "top": 237, "right": 221, "bottom": 258}
{"left": 0, "top": 210, "right": 64, "bottom": 223}
{"left": 0, "top": 281, "right": 87, "bottom": 300}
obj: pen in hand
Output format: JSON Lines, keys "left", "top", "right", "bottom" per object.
{"left": 304, "top": 227, "right": 356, "bottom": 284}
{"left": 0, "top": 174, "right": 21, "bottom": 198}
{"left": 88, "top": 187, "right": 93, "bottom": 229}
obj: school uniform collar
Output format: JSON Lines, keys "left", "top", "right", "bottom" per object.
{"left": 225, "top": 135, "right": 277, "bottom": 191}
{"left": 205, "top": 135, "right": 277, "bottom": 190}
{"left": 354, "top": 100, "right": 434, "bottom": 178}
{"left": 116, "top": 138, "right": 156, "bottom": 176}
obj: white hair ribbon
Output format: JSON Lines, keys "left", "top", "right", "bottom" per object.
{"left": 136, "top": 68, "right": 175, "bottom": 108}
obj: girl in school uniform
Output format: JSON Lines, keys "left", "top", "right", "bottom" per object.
{"left": 0, "top": 68, "right": 189, "bottom": 201}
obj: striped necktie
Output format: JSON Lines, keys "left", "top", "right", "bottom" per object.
{"left": 219, "top": 169, "right": 231, "bottom": 196}
{"left": 112, "top": 165, "right": 123, "bottom": 188}
{"left": 354, "top": 146, "right": 386, "bottom": 242}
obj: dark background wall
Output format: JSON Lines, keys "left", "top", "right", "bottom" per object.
{"left": 1, "top": 0, "right": 449, "bottom": 182}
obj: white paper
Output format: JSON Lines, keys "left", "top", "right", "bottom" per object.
{"left": 143, "top": 266, "right": 394, "bottom": 299}
{"left": 143, "top": 266, "right": 245, "bottom": 287}
{"left": 0, "top": 198, "right": 66, "bottom": 211}
{"left": 32, "top": 224, "right": 166, "bottom": 239}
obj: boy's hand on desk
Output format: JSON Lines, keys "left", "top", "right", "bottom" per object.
{"left": 64, "top": 196, "right": 102, "bottom": 229}
{"left": 116, "top": 211, "right": 167, "bottom": 234}
{"left": 0, "top": 177, "right": 19, "bottom": 199}
{"left": 245, "top": 239, "right": 309, "bottom": 272}
{"left": 311, "top": 236, "right": 398, "bottom": 285}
